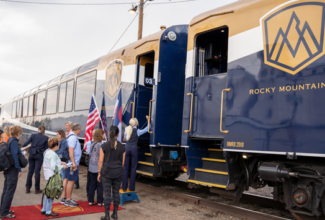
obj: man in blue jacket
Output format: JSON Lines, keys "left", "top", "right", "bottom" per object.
{"left": 23, "top": 126, "right": 49, "bottom": 194}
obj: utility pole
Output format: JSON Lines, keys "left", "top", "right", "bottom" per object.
{"left": 138, "top": 0, "right": 144, "bottom": 40}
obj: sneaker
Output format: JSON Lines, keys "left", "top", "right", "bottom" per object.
{"left": 65, "top": 199, "right": 79, "bottom": 207}
{"left": 60, "top": 198, "right": 67, "bottom": 204}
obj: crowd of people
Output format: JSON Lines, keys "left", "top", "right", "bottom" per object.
{"left": 0, "top": 115, "right": 150, "bottom": 219}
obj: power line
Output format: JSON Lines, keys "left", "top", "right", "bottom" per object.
{"left": 150, "top": 0, "right": 199, "bottom": 4}
{"left": 109, "top": 13, "right": 139, "bottom": 53}
{"left": 0, "top": 0, "right": 199, "bottom": 5}
{"left": 0, "top": 0, "right": 137, "bottom": 5}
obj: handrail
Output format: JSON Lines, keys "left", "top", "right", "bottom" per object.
{"left": 220, "top": 88, "right": 231, "bottom": 134}
{"left": 148, "top": 99, "right": 155, "bottom": 134}
{"left": 184, "top": 93, "right": 194, "bottom": 133}
{"left": 130, "top": 102, "right": 135, "bottom": 118}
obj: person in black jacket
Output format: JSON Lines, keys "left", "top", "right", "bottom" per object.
{"left": 98, "top": 126, "right": 125, "bottom": 220}
{"left": 0, "top": 125, "right": 23, "bottom": 219}
{"left": 23, "top": 125, "right": 49, "bottom": 194}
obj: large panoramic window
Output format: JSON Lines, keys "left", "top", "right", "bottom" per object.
{"left": 22, "top": 97, "right": 28, "bottom": 117}
{"left": 75, "top": 71, "right": 96, "bottom": 111}
{"left": 36, "top": 91, "right": 46, "bottom": 116}
{"left": 12, "top": 102, "right": 16, "bottom": 118}
{"left": 65, "top": 80, "right": 74, "bottom": 112}
{"left": 16, "top": 100, "right": 22, "bottom": 118}
{"left": 58, "top": 82, "right": 66, "bottom": 113}
{"left": 46, "top": 86, "right": 58, "bottom": 114}
{"left": 28, "top": 95, "right": 34, "bottom": 116}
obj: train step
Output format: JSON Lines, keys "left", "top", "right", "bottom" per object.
{"left": 137, "top": 161, "right": 155, "bottom": 173}
{"left": 136, "top": 170, "right": 154, "bottom": 177}
{"left": 144, "top": 153, "right": 153, "bottom": 162}
{"left": 202, "top": 158, "right": 227, "bottom": 172}
{"left": 194, "top": 168, "right": 228, "bottom": 186}
{"left": 187, "top": 179, "right": 227, "bottom": 189}
{"left": 208, "top": 148, "right": 225, "bottom": 160}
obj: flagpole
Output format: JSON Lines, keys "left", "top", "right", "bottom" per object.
{"left": 93, "top": 92, "right": 108, "bottom": 141}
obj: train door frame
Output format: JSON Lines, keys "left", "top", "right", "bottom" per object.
{"left": 190, "top": 26, "right": 229, "bottom": 140}
{"left": 134, "top": 51, "right": 155, "bottom": 144}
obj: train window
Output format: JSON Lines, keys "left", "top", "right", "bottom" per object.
{"left": 16, "top": 100, "right": 22, "bottom": 118}
{"left": 65, "top": 80, "right": 74, "bottom": 112}
{"left": 48, "top": 76, "right": 61, "bottom": 87}
{"left": 58, "top": 82, "right": 66, "bottom": 113}
{"left": 75, "top": 71, "right": 96, "bottom": 111}
{"left": 39, "top": 82, "right": 49, "bottom": 90}
{"left": 61, "top": 68, "right": 77, "bottom": 81}
{"left": 46, "top": 86, "right": 58, "bottom": 114}
{"left": 144, "top": 63, "right": 154, "bottom": 88}
{"left": 195, "top": 27, "right": 228, "bottom": 77}
{"left": 36, "top": 90, "right": 46, "bottom": 116}
{"left": 22, "top": 97, "right": 28, "bottom": 117}
{"left": 77, "top": 58, "right": 100, "bottom": 74}
{"left": 12, "top": 102, "right": 16, "bottom": 118}
{"left": 28, "top": 95, "right": 34, "bottom": 116}
{"left": 138, "top": 53, "right": 154, "bottom": 88}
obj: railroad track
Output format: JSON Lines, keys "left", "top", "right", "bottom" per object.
{"left": 136, "top": 179, "right": 291, "bottom": 220}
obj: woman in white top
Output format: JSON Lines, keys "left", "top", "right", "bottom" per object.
{"left": 42, "top": 138, "right": 67, "bottom": 217}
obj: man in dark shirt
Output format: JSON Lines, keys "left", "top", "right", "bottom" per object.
{"left": 23, "top": 126, "right": 49, "bottom": 194}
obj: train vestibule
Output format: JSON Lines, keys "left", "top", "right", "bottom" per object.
{"left": 127, "top": 25, "right": 189, "bottom": 178}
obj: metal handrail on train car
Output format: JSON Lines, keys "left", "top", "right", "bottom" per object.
{"left": 148, "top": 99, "right": 155, "bottom": 134}
{"left": 220, "top": 88, "right": 231, "bottom": 134}
{"left": 130, "top": 102, "right": 135, "bottom": 118}
{"left": 184, "top": 93, "right": 194, "bottom": 133}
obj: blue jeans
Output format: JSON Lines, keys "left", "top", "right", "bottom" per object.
{"left": 42, "top": 195, "right": 53, "bottom": 214}
{"left": 122, "top": 148, "right": 138, "bottom": 191}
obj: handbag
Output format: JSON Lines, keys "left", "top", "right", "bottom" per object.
{"left": 18, "top": 154, "right": 28, "bottom": 168}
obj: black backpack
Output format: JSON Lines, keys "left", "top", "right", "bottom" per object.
{"left": 0, "top": 140, "right": 15, "bottom": 172}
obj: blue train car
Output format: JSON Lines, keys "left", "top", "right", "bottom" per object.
{"left": 182, "top": 0, "right": 325, "bottom": 217}
{"left": 0, "top": 24, "right": 188, "bottom": 177}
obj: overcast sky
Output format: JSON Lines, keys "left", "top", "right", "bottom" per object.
{"left": 0, "top": 0, "right": 236, "bottom": 104}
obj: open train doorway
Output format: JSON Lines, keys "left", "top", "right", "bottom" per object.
{"left": 192, "top": 26, "right": 228, "bottom": 139}
{"left": 135, "top": 51, "right": 155, "bottom": 144}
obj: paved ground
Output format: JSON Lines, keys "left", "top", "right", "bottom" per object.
{"left": 0, "top": 162, "right": 240, "bottom": 220}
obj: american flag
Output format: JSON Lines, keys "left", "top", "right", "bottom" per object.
{"left": 84, "top": 95, "right": 100, "bottom": 151}
{"left": 113, "top": 88, "right": 122, "bottom": 142}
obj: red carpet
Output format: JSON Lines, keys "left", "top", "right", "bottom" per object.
{"left": 11, "top": 201, "right": 124, "bottom": 219}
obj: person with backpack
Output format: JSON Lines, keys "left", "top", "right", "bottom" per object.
{"left": 0, "top": 125, "right": 23, "bottom": 219}
{"left": 41, "top": 137, "right": 67, "bottom": 217}
{"left": 87, "top": 129, "right": 105, "bottom": 206}
{"left": 55, "top": 130, "right": 69, "bottom": 179}
{"left": 98, "top": 126, "right": 125, "bottom": 220}
{"left": 61, "top": 123, "right": 82, "bottom": 207}
{"left": 122, "top": 116, "right": 150, "bottom": 192}
{"left": 23, "top": 125, "right": 49, "bottom": 194}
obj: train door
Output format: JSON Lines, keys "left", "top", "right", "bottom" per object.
{"left": 135, "top": 51, "right": 154, "bottom": 144}
{"left": 191, "top": 27, "right": 229, "bottom": 139}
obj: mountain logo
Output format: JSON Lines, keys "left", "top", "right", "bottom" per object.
{"left": 105, "top": 61, "right": 122, "bottom": 100}
{"left": 261, "top": 1, "right": 325, "bottom": 75}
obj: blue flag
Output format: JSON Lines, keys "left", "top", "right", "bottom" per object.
{"left": 99, "top": 93, "right": 108, "bottom": 140}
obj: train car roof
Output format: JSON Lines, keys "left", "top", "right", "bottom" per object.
{"left": 97, "top": 29, "right": 165, "bottom": 69}
{"left": 187, "top": 0, "right": 285, "bottom": 50}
